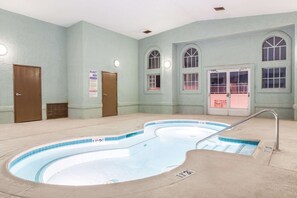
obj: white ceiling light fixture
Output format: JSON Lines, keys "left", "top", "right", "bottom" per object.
{"left": 0, "top": 44, "right": 8, "bottom": 56}
{"left": 164, "top": 60, "right": 171, "bottom": 69}
{"left": 114, "top": 60, "right": 120, "bottom": 67}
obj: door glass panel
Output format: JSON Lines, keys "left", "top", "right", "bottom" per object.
{"left": 210, "top": 72, "right": 227, "bottom": 108}
{"left": 230, "top": 71, "right": 248, "bottom": 109}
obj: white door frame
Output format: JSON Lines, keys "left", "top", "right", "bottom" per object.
{"left": 207, "top": 67, "right": 251, "bottom": 116}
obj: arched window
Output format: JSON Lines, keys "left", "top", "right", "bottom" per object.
{"left": 262, "top": 36, "right": 286, "bottom": 61}
{"left": 260, "top": 32, "right": 291, "bottom": 91}
{"left": 183, "top": 48, "right": 199, "bottom": 68}
{"left": 148, "top": 50, "right": 160, "bottom": 69}
{"left": 181, "top": 47, "right": 200, "bottom": 91}
{"left": 146, "top": 49, "right": 161, "bottom": 91}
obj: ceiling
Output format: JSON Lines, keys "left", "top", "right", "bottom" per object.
{"left": 0, "top": 0, "right": 296, "bottom": 39}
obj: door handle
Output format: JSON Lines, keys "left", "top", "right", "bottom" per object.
{"left": 16, "top": 93, "right": 22, "bottom": 96}
{"left": 226, "top": 93, "right": 230, "bottom": 97}
{"left": 103, "top": 93, "right": 107, "bottom": 96}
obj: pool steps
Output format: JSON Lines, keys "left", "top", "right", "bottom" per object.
{"left": 197, "top": 139, "right": 258, "bottom": 155}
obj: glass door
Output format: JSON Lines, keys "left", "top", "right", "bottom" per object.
{"left": 229, "top": 70, "right": 250, "bottom": 116}
{"left": 209, "top": 72, "right": 228, "bottom": 115}
{"left": 208, "top": 69, "right": 250, "bottom": 116}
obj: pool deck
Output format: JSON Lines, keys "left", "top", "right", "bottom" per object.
{"left": 0, "top": 113, "right": 297, "bottom": 198}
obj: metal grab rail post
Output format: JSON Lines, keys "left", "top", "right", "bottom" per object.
{"left": 195, "top": 109, "right": 280, "bottom": 150}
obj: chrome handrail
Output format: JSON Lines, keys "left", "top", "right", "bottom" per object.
{"left": 195, "top": 109, "right": 280, "bottom": 150}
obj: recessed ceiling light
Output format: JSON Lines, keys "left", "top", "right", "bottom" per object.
{"left": 143, "top": 30, "right": 152, "bottom": 34}
{"left": 214, "top": 7, "right": 225, "bottom": 11}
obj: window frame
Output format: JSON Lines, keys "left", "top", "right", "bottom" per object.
{"left": 262, "top": 36, "right": 287, "bottom": 62}
{"left": 179, "top": 44, "right": 202, "bottom": 94}
{"left": 258, "top": 31, "right": 291, "bottom": 93}
{"left": 148, "top": 50, "right": 161, "bottom": 69}
{"left": 147, "top": 74, "right": 161, "bottom": 91}
{"left": 261, "top": 67, "right": 286, "bottom": 89}
{"left": 183, "top": 48, "right": 199, "bottom": 68}
{"left": 144, "top": 48, "right": 162, "bottom": 94}
{"left": 183, "top": 73, "right": 199, "bottom": 91}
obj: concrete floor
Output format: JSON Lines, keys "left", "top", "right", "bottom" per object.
{"left": 0, "top": 113, "right": 297, "bottom": 198}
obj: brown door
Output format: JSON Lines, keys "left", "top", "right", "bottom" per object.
{"left": 13, "top": 65, "right": 42, "bottom": 123}
{"left": 102, "top": 71, "right": 118, "bottom": 117}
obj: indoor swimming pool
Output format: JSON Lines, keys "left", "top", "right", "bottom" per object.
{"left": 8, "top": 120, "right": 259, "bottom": 186}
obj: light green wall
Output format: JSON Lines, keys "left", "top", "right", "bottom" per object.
{"left": 1, "top": 8, "right": 297, "bottom": 123}
{"left": 67, "top": 22, "right": 85, "bottom": 118}
{"left": 0, "top": 9, "right": 139, "bottom": 123}
{"left": 139, "top": 12, "right": 297, "bottom": 120}
{"left": 175, "top": 26, "right": 294, "bottom": 119}
{"left": 0, "top": 9, "right": 67, "bottom": 123}
{"left": 67, "top": 22, "right": 139, "bottom": 118}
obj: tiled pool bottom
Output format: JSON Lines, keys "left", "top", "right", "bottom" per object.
{"left": 8, "top": 120, "right": 259, "bottom": 186}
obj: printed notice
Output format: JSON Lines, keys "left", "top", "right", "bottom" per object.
{"left": 89, "top": 70, "right": 98, "bottom": 97}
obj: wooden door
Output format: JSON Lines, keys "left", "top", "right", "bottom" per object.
{"left": 102, "top": 71, "right": 118, "bottom": 117}
{"left": 14, "top": 65, "right": 42, "bottom": 123}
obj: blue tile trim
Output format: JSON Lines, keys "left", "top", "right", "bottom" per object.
{"left": 144, "top": 120, "right": 229, "bottom": 128}
{"left": 218, "top": 136, "right": 259, "bottom": 145}
{"left": 9, "top": 130, "right": 144, "bottom": 170}
{"left": 9, "top": 139, "right": 93, "bottom": 169}
{"left": 104, "top": 130, "right": 144, "bottom": 141}
{"left": 144, "top": 120, "right": 199, "bottom": 127}
{"left": 205, "top": 122, "right": 229, "bottom": 128}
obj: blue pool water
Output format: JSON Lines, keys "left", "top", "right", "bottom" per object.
{"left": 8, "top": 120, "right": 259, "bottom": 186}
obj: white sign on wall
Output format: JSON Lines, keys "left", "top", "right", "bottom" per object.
{"left": 89, "top": 70, "right": 98, "bottom": 98}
